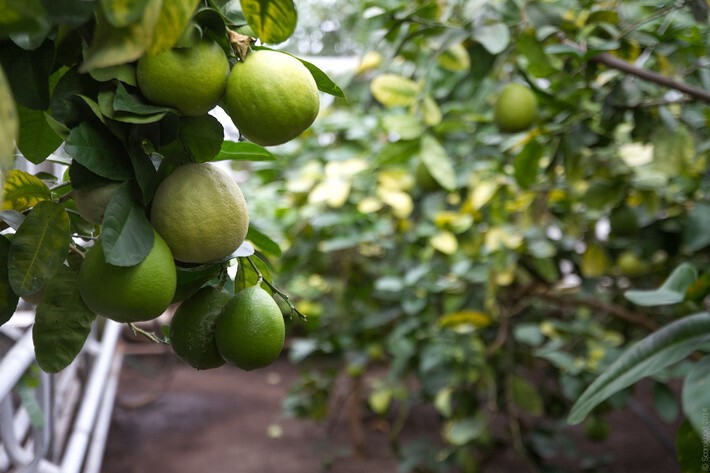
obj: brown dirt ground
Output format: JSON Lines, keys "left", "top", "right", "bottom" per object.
{"left": 101, "top": 340, "right": 681, "bottom": 473}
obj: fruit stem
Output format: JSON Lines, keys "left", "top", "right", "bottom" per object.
{"left": 128, "top": 323, "right": 170, "bottom": 344}
{"left": 245, "top": 256, "right": 307, "bottom": 321}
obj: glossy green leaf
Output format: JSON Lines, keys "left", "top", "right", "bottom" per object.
{"left": 625, "top": 263, "right": 698, "bottom": 306}
{"left": 682, "top": 355, "right": 710, "bottom": 437}
{"left": 148, "top": 0, "right": 200, "bottom": 53}
{"left": 240, "top": 0, "right": 297, "bottom": 44}
{"left": 64, "top": 122, "right": 132, "bottom": 180}
{"left": 513, "top": 139, "right": 543, "bottom": 189}
{"left": 100, "top": 0, "right": 151, "bottom": 27}
{"left": 33, "top": 265, "right": 96, "bottom": 373}
{"left": 568, "top": 312, "right": 710, "bottom": 424}
{"left": 113, "top": 82, "right": 170, "bottom": 115}
{"left": 473, "top": 23, "right": 510, "bottom": 55}
{"left": 81, "top": 0, "right": 161, "bottom": 72}
{"left": 0, "top": 39, "right": 54, "bottom": 110}
{"left": 16, "top": 104, "right": 62, "bottom": 164}
{"left": 235, "top": 255, "right": 272, "bottom": 294}
{"left": 370, "top": 74, "right": 420, "bottom": 107}
{"left": 420, "top": 134, "right": 456, "bottom": 191}
{"left": 214, "top": 140, "right": 275, "bottom": 162}
{"left": 296, "top": 55, "right": 345, "bottom": 97}
{"left": 2, "top": 169, "right": 51, "bottom": 211}
{"left": 8, "top": 201, "right": 71, "bottom": 296}
{"left": 100, "top": 181, "right": 154, "bottom": 266}
{"left": 180, "top": 115, "right": 224, "bottom": 162}
{"left": 0, "top": 236, "right": 19, "bottom": 326}
{"left": 247, "top": 225, "right": 281, "bottom": 257}
{"left": 0, "top": 65, "right": 17, "bottom": 172}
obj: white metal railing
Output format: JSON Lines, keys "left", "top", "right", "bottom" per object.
{"left": 0, "top": 309, "right": 123, "bottom": 473}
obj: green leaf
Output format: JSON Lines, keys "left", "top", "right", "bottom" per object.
{"left": 100, "top": 181, "right": 154, "bottom": 266}
{"left": 652, "top": 124, "right": 695, "bottom": 176}
{"left": 516, "top": 30, "right": 558, "bottom": 78}
{"left": 100, "top": 0, "right": 151, "bottom": 27}
{"left": 682, "top": 355, "right": 710, "bottom": 437}
{"left": 0, "top": 0, "right": 47, "bottom": 38}
{"left": 180, "top": 115, "right": 224, "bottom": 162}
{"left": 513, "top": 139, "right": 543, "bottom": 189}
{"left": 81, "top": 0, "right": 161, "bottom": 72}
{"left": 113, "top": 82, "right": 170, "bottom": 115}
{"left": 382, "top": 113, "right": 423, "bottom": 140}
{"left": 625, "top": 263, "right": 698, "bottom": 306}
{"left": 32, "top": 265, "right": 96, "bottom": 373}
{"left": 0, "top": 39, "right": 54, "bottom": 110}
{"left": 443, "top": 416, "right": 486, "bottom": 446}
{"left": 0, "top": 65, "right": 18, "bottom": 172}
{"left": 149, "top": 0, "right": 201, "bottom": 53}
{"left": 240, "top": 0, "right": 297, "bottom": 44}
{"left": 684, "top": 203, "right": 710, "bottom": 252}
{"left": 214, "top": 140, "right": 276, "bottom": 162}
{"left": 370, "top": 73, "right": 420, "bottom": 107}
{"left": 8, "top": 201, "right": 71, "bottom": 296}
{"left": 510, "top": 375, "right": 543, "bottom": 416}
{"left": 437, "top": 43, "right": 470, "bottom": 72}
{"left": 473, "top": 23, "right": 510, "bottom": 55}
{"left": 296, "top": 56, "right": 345, "bottom": 97}
{"left": 2, "top": 169, "right": 51, "bottom": 211}
{"left": 17, "top": 104, "right": 62, "bottom": 164}
{"left": 420, "top": 134, "right": 456, "bottom": 191}
{"left": 676, "top": 420, "right": 707, "bottom": 473}
{"left": 247, "top": 225, "right": 281, "bottom": 257}
{"left": 568, "top": 312, "right": 710, "bottom": 425}
{"left": 64, "top": 122, "right": 132, "bottom": 180}
{"left": 0, "top": 236, "right": 19, "bottom": 326}
{"left": 235, "top": 255, "right": 272, "bottom": 294}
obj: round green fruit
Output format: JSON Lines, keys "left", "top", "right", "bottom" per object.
{"left": 215, "top": 285, "right": 285, "bottom": 371}
{"left": 224, "top": 50, "right": 319, "bottom": 146}
{"left": 150, "top": 163, "right": 249, "bottom": 264}
{"left": 617, "top": 251, "right": 649, "bottom": 277}
{"left": 74, "top": 182, "right": 121, "bottom": 225}
{"left": 170, "top": 286, "right": 231, "bottom": 370}
{"left": 136, "top": 40, "right": 229, "bottom": 116}
{"left": 78, "top": 230, "right": 177, "bottom": 322}
{"left": 494, "top": 83, "right": 538, "bottom": 133}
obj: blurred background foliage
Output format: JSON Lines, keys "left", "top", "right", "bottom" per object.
{"left": 237, "top": 0, "right": 710, "bottom": 471}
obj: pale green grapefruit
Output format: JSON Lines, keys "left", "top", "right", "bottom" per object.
{"left": 494, "top": 83, "right": 538, "bottom": 133}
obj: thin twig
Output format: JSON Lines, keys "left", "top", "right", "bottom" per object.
{"left": 128, "top": 323, "right": 170, "bottom": 345}
{"left": 244, "top": 256, "right": 307, "bottom": 321}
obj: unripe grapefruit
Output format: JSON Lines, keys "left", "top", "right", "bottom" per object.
{"left": 494, "top": 83, "right": 538, "bottom": 133}
{"left": 170, "top": 286, "right": 230, "bottom": 370}
{"left": 136, "top": 39, "right": 229, "bottom": 116}
{"left": 224, "top": 50, "right": 319, "bottom": 146}
{"left": 215, "top": 285, "right": 285, "bottom": 371}
{"left": 150, "top": 163, "right": 249, "bottom": 264}
{"left": 78, "top": 230, "right": 177, "bottom": 322}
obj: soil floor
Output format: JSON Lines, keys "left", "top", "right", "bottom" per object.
{"left": 102, "top": 340, "right": 682, "bottom": 473}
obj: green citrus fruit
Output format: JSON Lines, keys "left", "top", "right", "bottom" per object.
{"left": 494, "top": 83, "right": 538, "bottom": 133}
{"left": 136, "top": 39, "right": 229, "bottom": 116}
{"left": 170, "top": 286, "right": 231, "bottom": 370}
{"left": 215, "top": 285, "right": 285, "bottom": 371}
{"left": 150, "top": 163, "right": 249, "bottom": 264}
{"left": 74, "top": 182, "right": 121, "bottom": 225}
{"left": 224, "top": 50, "right": 320, "bottom": 146}
{"left": 78, "top": 230, "right": 177, "bottom": 322}
{"left": 617, "top": 251, "right": 649, "bottom": 277}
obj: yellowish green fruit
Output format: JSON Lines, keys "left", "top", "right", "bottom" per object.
{"left": 494, "top": 83, "right": 538, "bottom": 133}
{"left": 170, "top": 286, "right": 230, "bottom": 370}
{"left": 215, "top": 285, "right": 285, "bottom": 371}
{"left": 78, "top": 230, "right": 176, "bottom": 322}
{"left": 224, "top": 50, "right": 319, "bottom": 146}
{"left": 136, "top": 40, "right": 229, "bottom": 116}
{"left": 150, "top": 163, "right": 249, "bottom": 264}
{"left": 74, "top": 182, "right": 121, "bottom": 224}
{"left": 617, "top": 251, "right": 649, "bottom": 277}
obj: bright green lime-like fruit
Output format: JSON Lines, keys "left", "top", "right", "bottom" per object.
{"left": 224, "top": 50, "right": 320, "bottom": 146}
{"left": 494, "top": 82, "right": 538, "bottom": 133}
{"left": 136, "top": 39, "right": 229, "bottom": 116}
{"left": 78, "top": 230, "right": 176, "bottom": 322}
{"left": 215, "top": 285, "right": 285, "bottom": 371}
{"left": 170, "top": 286, "right": 231, "bottom": 370}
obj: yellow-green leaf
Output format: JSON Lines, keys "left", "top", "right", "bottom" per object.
{"left": 437, "top": 43, "right": 470, "bottom": 72}
{"left": 148, "top": 0, "right": 200, "bottom": 54}
{"left": 240, "top": 0, "right": 297, "bottom": 44}
{"left": 100, "top": 0, "right": 151, "bottom": 27}
{"left": 440, "top": 310, "right": 492, "bottom": 329}
{"left": 2, "top": 169, "right": 51, "bottom": 211}
{"left": 422, "top": 94, "right": 442, "bottom": 126}
{"left": 430, "top": 230, "right": 458, "bottom": 255}
{"left": 370, "top": 74, "right": 420, "bottom": 107}
{"left": 0, "top": 65, "right": 17, "bottom": 173}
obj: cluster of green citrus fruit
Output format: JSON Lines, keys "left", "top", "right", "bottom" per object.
{"left": 72, "top": 33, "right": 312, "bottom": 372}
{"left": 136, "top": 38, "right": 320, "bottom": 146}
